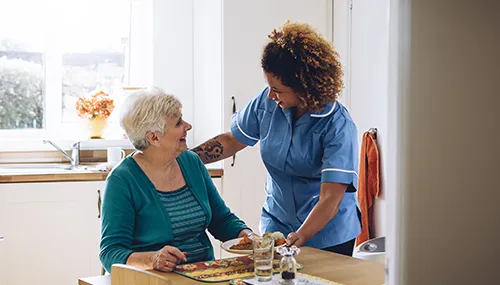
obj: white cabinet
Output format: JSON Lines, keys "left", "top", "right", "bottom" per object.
{"left": 195, "top": 0, "right": 333, "bottom": 248}
{"left": 0, "top": 235, "right": 5, "bottom": 285}
{"left": 206, "top": 177, "right": 245, "bottom": 259}
{"left": 220, "top": 0, "right": 333, "bottom": 235}
{"left": 193, "top": 0, "right": 332, "bottom": 238}
{"left": 0, "top": 188, "right": 7, "bottom": 285}
{"left": 207, "top": 177, "right": 222, "bottom": 259}
{"left": 0, "top": 181, "right": 105, "bottom": 285}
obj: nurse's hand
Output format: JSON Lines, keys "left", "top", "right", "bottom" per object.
{"left": 286, "top": 231, "right": 306, "bottom": 247}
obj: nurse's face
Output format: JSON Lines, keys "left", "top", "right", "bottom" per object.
{"left": 264, "top": 72, "right": 301, "bottom": 110}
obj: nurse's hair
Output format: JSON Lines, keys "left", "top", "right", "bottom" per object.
{"left": 261, "top": 21, "right": 344, "bottom": 112}
{"left": 120, "top": 86, "right": 182, "bottom": 151}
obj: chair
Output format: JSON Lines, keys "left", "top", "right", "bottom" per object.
{"left": 111, "top": 264, "right": 173, "bottom": 285}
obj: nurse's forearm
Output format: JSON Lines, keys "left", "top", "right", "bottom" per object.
{"left": 297, "top": 199, "right": 339, "bottom": 242}
{"left": 297, "top": 183, "right": 346, "bottom": 243}
{"left": 191, "top": 132, "right": 246, "bottom": 164}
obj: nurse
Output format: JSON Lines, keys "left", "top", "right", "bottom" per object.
{"left": 192, "top": 21, "right": 361, "bottom": 256}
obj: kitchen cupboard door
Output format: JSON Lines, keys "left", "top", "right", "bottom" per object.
{"left": 93, "top": 182, "right": 106, "bottom": 275}
{"left": 206, "top": 177, "right": 222, "bottom": 259}
{"left": 0, "top": 188, "right": 7, "bottom": 285}
{"left": 0, "top": 234, "right": 5, "bottom": 285}
{"left": 0, "top": 181, "right": 104, "bottom": 285}
{"left": 221, "top": 0, "right": 333, "bottom": 236}
{"left": 203, "top": 177, "right": 244, "bottom": 260}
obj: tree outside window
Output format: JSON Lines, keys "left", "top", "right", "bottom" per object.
{"left": 0, "top": 0, "right": 131, "bottom": 132}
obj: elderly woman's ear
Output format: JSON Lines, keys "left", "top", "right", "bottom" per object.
{"left": 145, "top": 131, "right": 160, "bottom": 146}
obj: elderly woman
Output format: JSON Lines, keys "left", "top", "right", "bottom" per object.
{"left": 99, "top": 87, "right": 253, "bottom": 273}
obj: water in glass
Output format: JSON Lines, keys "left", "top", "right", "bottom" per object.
{"left": 253, "top": 236, "right": 274, "bottom": 282}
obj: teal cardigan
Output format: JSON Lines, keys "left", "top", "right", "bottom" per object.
{"left": 99, "top": 150, "right": 249, "bottom": 272}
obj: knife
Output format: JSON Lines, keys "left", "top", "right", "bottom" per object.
{"left": 183, "top": 246, "right": 210, "bottom": 255}
{"left": 174, "top": 246, "right": 211, "bottom": 271}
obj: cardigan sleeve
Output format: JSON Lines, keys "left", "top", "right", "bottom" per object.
{"left": 197, "top": 159, "right": 250, "bottom": 241}
{"left": 99, "top": 175, "right": 136, "bottom": 273}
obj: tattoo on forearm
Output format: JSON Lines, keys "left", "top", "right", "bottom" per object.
{"left": 191, "top": 136, "right": 224, "bottom": 162}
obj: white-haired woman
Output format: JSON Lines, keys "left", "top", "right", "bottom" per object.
{"left": 99, "top": 87, "right": 253, "bottom": 273}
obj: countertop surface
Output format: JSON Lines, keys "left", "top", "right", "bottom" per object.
{"left": 0, "top": 162, "right": 223, "bottom": 183}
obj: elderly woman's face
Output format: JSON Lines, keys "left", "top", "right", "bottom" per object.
{"left": 157, "top": 111, "right": 192, "bottom": 154}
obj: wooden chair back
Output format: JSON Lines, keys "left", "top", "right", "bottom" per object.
{"left": 110, "top": 264, "right": 172, "bottom": 285}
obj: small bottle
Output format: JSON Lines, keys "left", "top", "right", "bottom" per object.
{"left": 277, "top": 246, "right": 301, "bottom": 285}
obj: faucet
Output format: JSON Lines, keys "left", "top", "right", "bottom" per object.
{"left": 43, "top": 140, "right": 82, "bottom": 168}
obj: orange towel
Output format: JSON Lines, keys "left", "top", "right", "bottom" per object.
{"left": 356, "top": 131, "right": 380, "bottom": 247}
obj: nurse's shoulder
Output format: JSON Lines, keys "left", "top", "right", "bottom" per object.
{"left": 317, "top": 101, "right": 357, "bottom": 137}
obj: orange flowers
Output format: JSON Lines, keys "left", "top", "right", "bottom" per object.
{"left": 75, "top": 91, "right": 115, "bottom": 120}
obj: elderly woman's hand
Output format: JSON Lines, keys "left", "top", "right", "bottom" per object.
{"left": 238, "top": 228, "right": 257, "bottom": 239}
{"left": 152, "top": 246, "right": 187, "bottom": 272}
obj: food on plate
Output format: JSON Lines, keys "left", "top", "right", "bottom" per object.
{"left": 229, "top": 232, "right": 287, "bottom": 250}
{"left": 263, "top": 231, "right": 286, "bottom": 245}
{"left": 228, "top": 235, "right": 253, "bottom": 250}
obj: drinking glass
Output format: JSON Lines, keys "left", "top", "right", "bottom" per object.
{"left": 253, "top": 235, "right": 275, "bottom": 282}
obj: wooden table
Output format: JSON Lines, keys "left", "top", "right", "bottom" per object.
{"left": 78, "top": 247, "right": 385, "bottom": 285}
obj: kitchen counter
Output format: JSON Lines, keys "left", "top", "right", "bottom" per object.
{"left": 0, "top": 163, "right": 223, "bottom": 183}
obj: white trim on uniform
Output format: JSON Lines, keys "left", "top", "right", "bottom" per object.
{"left": 264, "top": 189, "right": 272, "bottom": 197}
{"left": 321, "top": 168, "right": 359, "bottom": 176}
{"left": 310, "top": 101, "right": 337, "bottom": 118}
{"left": 236, "top": 117, "right": 259, "bottom": 141}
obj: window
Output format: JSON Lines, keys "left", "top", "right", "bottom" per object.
{"left": 0, "top": 0, "right": 150, "bottom": 143}
{"left": 0, "top": 0, "right": 45, "bottom": 131}
{"left": 60, "top": 1, "right": 130, "bottom": 123}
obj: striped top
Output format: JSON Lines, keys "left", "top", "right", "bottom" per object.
{"left": 157, "top": 185, "right": 209, "bottom": 263}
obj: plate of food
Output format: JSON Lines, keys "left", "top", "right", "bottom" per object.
{"left": 221, "top": 231, "right": 287, "bottom": 255}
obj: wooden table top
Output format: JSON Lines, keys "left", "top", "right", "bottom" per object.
{"left": 78, "top": 247, "right": 385, "bottom": 285}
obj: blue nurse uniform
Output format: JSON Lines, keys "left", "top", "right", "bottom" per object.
{"left": 230, "top": 87, "right": 361, "bottom": 248}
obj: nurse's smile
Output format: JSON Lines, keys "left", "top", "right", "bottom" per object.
{"left": 263, "top": 71, "right": 302, "bottom": 111}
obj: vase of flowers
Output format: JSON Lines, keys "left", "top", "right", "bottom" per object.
{"left": 75, "top": 91, "right": 115, "bottom": 139}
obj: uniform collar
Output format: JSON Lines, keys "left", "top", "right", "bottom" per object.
{"left": 310, "top": 101, "right": 337, "bottom": 118}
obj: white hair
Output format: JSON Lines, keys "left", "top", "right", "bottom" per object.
{"left": 120, "top": 86, "right": 182, "bottom": 151}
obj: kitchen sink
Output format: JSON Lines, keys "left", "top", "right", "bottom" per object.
{"left": 0, "top": 163, "right": 74, "bottom": 170}
{"left": 0, "top": 163, "right": 101, "bottom": 173}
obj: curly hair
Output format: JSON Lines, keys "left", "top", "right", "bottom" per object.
{"left": 261, "top": 21, "right": 344, "bottom": 112}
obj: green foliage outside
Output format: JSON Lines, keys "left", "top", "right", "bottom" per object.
{"left": 0, "top": 56, "right": 44, "bottom": 129}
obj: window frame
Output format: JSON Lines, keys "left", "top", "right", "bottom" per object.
{"left": 0, "top": 0, "right": 151, "bottom": 151}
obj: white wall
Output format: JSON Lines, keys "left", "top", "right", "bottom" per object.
{"left": 152, "top": 0, "right": 224, "bottom": 147}
{"left": 152, "top": 0, "right": 195, "bottom": 145}
{"left": 128, "top": 0, "right": 153, "bottom": 88}
{"left": 333, "top": 0, "right": 352, "bottom": 108}
{"left": 193, "top": 0, "right": 223, "bottom": 145}
{"left": 389, "top": 0, "right": 500, "bottom": 284}
{"left": 349, "top": 0, "right": 390, "bottom": 237}
{"left": 153, "top": 0, "right": 333, "bottom": 149}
